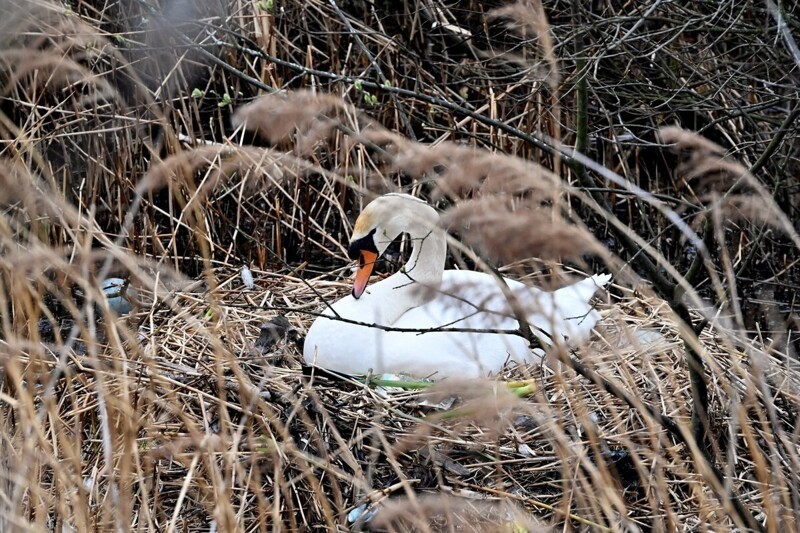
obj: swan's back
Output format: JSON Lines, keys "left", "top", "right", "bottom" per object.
{"left": 396, "top": 271, "right": 608, "bottom": 342}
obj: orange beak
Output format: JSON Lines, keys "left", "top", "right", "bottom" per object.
{"left": 352, "top": 250, "right": 377, "bottom": 299}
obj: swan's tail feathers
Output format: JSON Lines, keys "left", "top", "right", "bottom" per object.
{"left": 553, "top": 273, "right": 611, "bottom": 307}
{"left": 540, "top": 273, "right": 610, "bottom": 344}
{"left": 591, "top": 273, "right": 612, "bottom": 288}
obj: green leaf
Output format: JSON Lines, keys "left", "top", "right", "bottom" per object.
{"left": 369, "top": 378, "right": 433, "bottom": 390}
{"left": 191, "top": 88, "right": 205, "bottom": 99}
{"left": 218, "top": 93, "right": 232, "bottom": 108}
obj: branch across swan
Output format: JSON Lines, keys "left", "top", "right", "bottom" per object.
{"left": 303, "top": 193, "right": 610, "bottom": 379}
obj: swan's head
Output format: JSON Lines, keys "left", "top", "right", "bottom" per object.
{"left": 347, "top": 193, "right": 438, "bottom": 299}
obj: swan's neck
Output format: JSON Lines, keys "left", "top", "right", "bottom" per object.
{"left": 402, "top": 227, "right": 446, "bottom": 287}
{"left": 374, "top": 227, "right": 446, "bottom": 323}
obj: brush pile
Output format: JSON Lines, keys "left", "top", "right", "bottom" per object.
{"left": 0, "top": 0, "right": 798, "bottom": 530}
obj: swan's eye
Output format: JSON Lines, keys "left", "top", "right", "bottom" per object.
{"left": 348, "top": 228, "right": 378, "bottom": 260}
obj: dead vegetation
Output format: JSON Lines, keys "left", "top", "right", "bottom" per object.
{"left": 0, "top": 0, "right": 799, "bottom": 531}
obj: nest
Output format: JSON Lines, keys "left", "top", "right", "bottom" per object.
{"left": 4, "top": 265, "right": 796, "bottom": 531}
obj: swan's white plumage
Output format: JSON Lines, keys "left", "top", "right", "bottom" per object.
{"left": 303, "top": 194, "right": 610, "bottom": 379}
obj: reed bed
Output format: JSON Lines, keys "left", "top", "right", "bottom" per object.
{"left": 3, "top": 264, "right": 798, "bottom": 530}
{"left": 0, "top": 0, "right": 799, "bottom": 531}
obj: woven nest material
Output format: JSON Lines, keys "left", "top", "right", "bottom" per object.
{"left": 6, "top": 266, "right": 796, "bottom": 531}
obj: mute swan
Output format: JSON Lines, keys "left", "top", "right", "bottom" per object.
{"left": 303, "top": 193, "right": 610, "bottom": 379}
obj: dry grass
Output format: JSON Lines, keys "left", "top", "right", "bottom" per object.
{"left": 5, "top": 264, "right": 798, "bottom": 530}
{"left": 0, "top": 0, "right": 798, "bottom": 531}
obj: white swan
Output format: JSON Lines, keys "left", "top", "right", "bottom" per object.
{"left": 303, "top": 193, "right": 610, "bottom": 379}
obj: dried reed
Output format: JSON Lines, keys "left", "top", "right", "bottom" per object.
{"left": 0, "top": 0, "right": 797, "bottom": 531}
